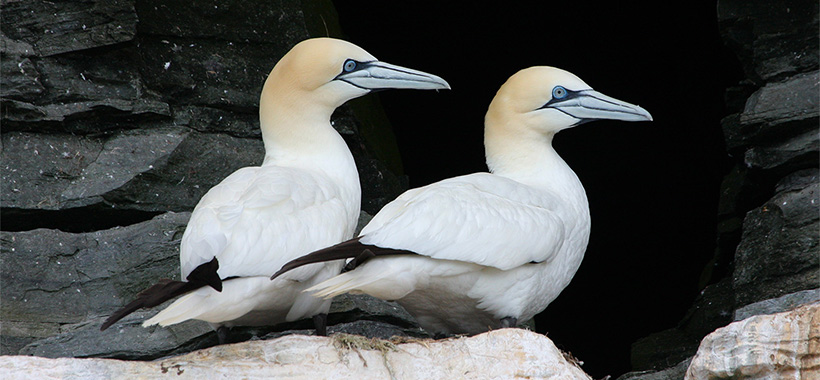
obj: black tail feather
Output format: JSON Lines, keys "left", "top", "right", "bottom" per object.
{"left": 186, "top": 256, "right": 222, "bottom": 292}
{"left": 270, "top": 237, "right": 416, "bottom": 280}
{"left": 100, "top": 257, "right": 221, "bottom": 331}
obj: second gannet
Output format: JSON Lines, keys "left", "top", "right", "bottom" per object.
{"left": 271, "top": 66, "right": 651, "bottom": 335}
{"left": 100, "top": 38, "right": 449, "bottom": 342}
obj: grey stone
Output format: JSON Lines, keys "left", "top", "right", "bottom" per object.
{"left": 743, "top": 127, "right": 819, "bottom": 171}
{"left": 0, "top": 56, "right": 45, "bottom": 101}
{"left": 329, "top": 294, "right": 423, "bottom": 331}
{"left": 0, "top": 212, "right": 189, "bottom": 355}
{"left": 134, "top": 0, "right": 315, "bottom": 43}
{"left": 740, "top": 71, "right": 820, "bottom": 127}
{"left": 734, "top": 288, "right": 820, "bottom": 321}
{"left": 616, "top": 358, "right": 692, "bottom": 380}
{"left": 733, "top": 170, "right": 820, "bottom": 307}
{"left": 28, "top": 49, "right": 149, "bottom": 112}
{"left": 0, "top": 30, "right": 36, "bottom": 57}
{"left": 1, "top": 131, "right": 104, "bottom": 210}
{"left": 355, "top": 211, "right": 374, "bottom": 236}
{"left": 718, "top": 0, "right": 819, "bottom": 82}
{"left": 723, "top": 71, "right": 820, "bottom": 151}
{"left": 677, "top": 278, "right": 736, "bottom": 341}
{"left": 775, "top": 166, "right": 819, "bottom": 192}
{"left": 0, "top": 0, "right": 138, "bottom": 57}
{"left": 133, "top": 36, "right": 272, "bottom": 111}
{"left": 173, "top": 105, "right": 261, "bottom": 139}
{"left": 20, "top": 311, "right": 214, "bottom": 360}
{"left": 104, "top": 131, "right": 265, "bottom": 212}
{"left": 328, "top": 320, "right": 426, "bottom": 340}
{"left": 60, "top": 127, "right": 189, "bottom": 208}
{"left": 1, "top": 99, "right": 171, "bottom": 131}
{"left": 1, "top": 129, "right": 264, "bottom": 214}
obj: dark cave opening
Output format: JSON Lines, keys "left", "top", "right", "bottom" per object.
{"left": 333, "top": 2, "right": 743, "bottom": 377}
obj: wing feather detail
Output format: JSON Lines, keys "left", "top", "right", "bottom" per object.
{"left": 180, "top": 166, "right": 356, "bottom": 279}
{"left": 359, "top": 173, "right": 570, "bottom": 270}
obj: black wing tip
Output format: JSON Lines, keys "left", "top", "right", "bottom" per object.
{"left": 100, "top": 319, "right": 116, "bottom": 331}
{"left": 270, "top": 260, "right": 305, "bottom": 280}
{"left": 99, "top": 299, "right": 145, "bottom": 331}
{"left": 100, "top": 258, "right": 224, "bottom": 331}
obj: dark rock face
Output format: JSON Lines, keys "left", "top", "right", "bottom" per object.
{"left": 1, "top": 212, "right": 191, "bottom": 356}
{"left": 718, "top": 0, "right": 819, "bottom": 82}
{"left": 733, "top": 170, "right": 819, "bottom": 306}
{"left": 625, "top": 0, "right": 819, "bottom": 375}
{"left": 1, "top": 0, "right": 411, "bottom": 359}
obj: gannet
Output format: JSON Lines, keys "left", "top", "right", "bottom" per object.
{"left": 100, "top": 38, "right": 450, "bottom": 342}
{"left": 271, "top": 66, "right": 651, "bottom": 335}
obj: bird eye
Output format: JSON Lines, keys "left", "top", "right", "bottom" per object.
{"left": 343, "top": 59, "right": 357, "bottom": 72}
{"left": 552, "top": 86, "right": 567, "bottom": 99}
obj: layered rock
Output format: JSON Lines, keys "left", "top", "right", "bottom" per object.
{"left": 623, "top": 0, "right": 819, "bottom": 377}
{"left": 685, "top": 302, "right": 819, "bottom": 380}
{"left": 1, "top": 329, "right": 591, "bottom": 380}
{"left": 1, "top": 0, "right": 408, "bottom": 357}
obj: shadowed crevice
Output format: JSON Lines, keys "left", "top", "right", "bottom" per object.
{"left": 1, "top": 206, "right": 163, "bottom": 233}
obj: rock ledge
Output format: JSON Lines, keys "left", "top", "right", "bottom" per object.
{"left": 1, "top": 328, "right": 591, "bottom": 380}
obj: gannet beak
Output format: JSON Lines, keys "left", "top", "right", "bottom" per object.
{"left": 545, "top": 89, "right": 653, "bottom": 123}
{"left": 335, "top": 61, "right": 451, "bottom": 91}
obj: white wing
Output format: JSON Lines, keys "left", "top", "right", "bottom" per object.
{"left": 359, "top": 173, "right": 575, "bottom": 270}
{"left": 180, "top": 166, "right": 357, "bottom": 279}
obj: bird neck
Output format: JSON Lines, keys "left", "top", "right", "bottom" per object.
{"left": 484, "top": 125, "right": 585, "bottom": 199}
{"left": 258, "top": 82, "right": 360, "bottom": 197}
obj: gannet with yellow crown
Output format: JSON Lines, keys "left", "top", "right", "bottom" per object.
{"left": 272, "top": 66, "right": 651, "bottom": 335}
{"left": 101, "top": 38, "right": 450, "bottom": 342}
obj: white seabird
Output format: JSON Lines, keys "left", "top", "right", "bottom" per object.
{"left": 100, "top": 38, "right": 450, "bottom": 341}
{"left": 272, "top": 66, "right": 651, "bottom": 335}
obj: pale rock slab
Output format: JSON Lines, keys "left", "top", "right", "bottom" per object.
{"left": 0, "top": 328, "right": 590, "bottom": 380}
{"left": 685, "top": 302, "right": 820, "bottom": 380}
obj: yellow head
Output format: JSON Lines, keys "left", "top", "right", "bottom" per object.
{"left": 263, "top": 38, "right": 450, "bottom": 111}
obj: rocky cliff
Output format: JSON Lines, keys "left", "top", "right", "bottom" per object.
{"left": 1, "top": 0, "right": 411, "bottom": 358}
{"left": 1, "top": 0, "right": 817, "bottom": 379}
{"left": 622, "top": 0, "right": 819, "bottom": 378}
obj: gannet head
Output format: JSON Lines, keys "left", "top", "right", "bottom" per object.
{"left": 263, "top": 38, "right": 450, "bottom": 112}
{"left": 484, "top": 66, "right": 652, "bottom": 176}
{"left": 259, "top": 38, "right": 450, "bottom": 165}
{"left": 486, "top": 66, "right": 652, "bottom": 135}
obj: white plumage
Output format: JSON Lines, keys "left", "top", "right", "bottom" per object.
{"left": 146, "top": 166, "right": 356, "bottom": 328}
{"left": 101, "top": 38, "right": 449, "bottom": 338}
{"left": 276, "top": 66, "right": 651, "bottom": 335}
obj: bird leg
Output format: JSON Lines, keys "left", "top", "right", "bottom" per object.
{"left": 433, "top": 332, "right": 454, "bottom": 340}
{"left": 500, "top": 316, "right": 518, "bottom": 328}
{"left": 313, "top": 313, "right": 328, "bottom": 336}
{"left": 216, "top": 326, "right": 231, "bottom": 344}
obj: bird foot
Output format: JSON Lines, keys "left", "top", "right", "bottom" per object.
{"left": 313, "top": 313, "right": 328, "bottom": 336}
{"left": 216, "top": 326, "right": 231, "bottom": 345}
{"left": 500, "top": 316, "right": 518, "bottom": 328}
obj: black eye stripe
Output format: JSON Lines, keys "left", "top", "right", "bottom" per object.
{"left": 539, "top": 88, "right": 584, "bottom": 109}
